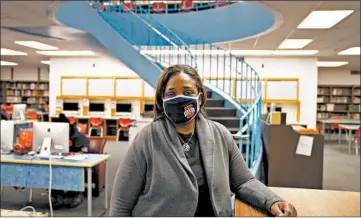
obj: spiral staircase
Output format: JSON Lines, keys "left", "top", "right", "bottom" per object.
{"left": 56, "top": 0, "right": 263, "bottom": 174}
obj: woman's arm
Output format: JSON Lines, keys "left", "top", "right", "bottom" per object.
{"left": 223, "top": 128, "right": 283, "bottom": 213}
{"left": 109, "top": 143, "right": 146, "bottom": 216}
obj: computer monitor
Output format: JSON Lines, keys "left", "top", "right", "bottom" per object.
{"left": 144, "top": 104, "right": 154, "bottom": 112}
{"left": 116, "top": 103, "right": 132, "bottom": 113}
{"left": 1, "top": 120, "right": 15, "bottom": 152}
{"left": 89, "top": 103, "right": 104, "bottom": 112}
{"left": 12, "top": 104, "right": 26, "bottom": 120}
{"left": 63, "top": 102, "right": 79, "bottom": 112}
{"left": 32, "top": 122, "right": 70, "bottom": 154}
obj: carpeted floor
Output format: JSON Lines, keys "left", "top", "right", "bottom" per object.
{"left": 1, "top": 140, "right": 359, "bottom": 216}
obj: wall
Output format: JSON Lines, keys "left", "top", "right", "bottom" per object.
{"left": 318, "top": 69, "right": 360, "bottom": 85}
{"left": 0, "top": 67, "right": 49, "bottom": 81}
{"left": 244, "top": 57, "right": 318, "bottom": 128}
{"left": 49, "top": 56, "right": 145, "bottom": 116}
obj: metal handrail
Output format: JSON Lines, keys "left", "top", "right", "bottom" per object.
{"left": 89, "top": 0, "right": 234, "bottom": 14}
{"left": 93, "top": 0, "right": 262, "bottom": 168}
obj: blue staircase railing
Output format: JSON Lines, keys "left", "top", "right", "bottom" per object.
{"left": 95, "top": 0, "right": 262, "bottom": 169}
{"left": 89, "top": 0, "right": 233, "bottom": 14}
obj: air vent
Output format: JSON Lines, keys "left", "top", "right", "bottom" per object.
{"left": 351, "top": 70, "right": 360, "bottom": 75}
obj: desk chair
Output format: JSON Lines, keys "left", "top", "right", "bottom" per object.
{"left": 27, "top": 111, "right": 38, "bottom": 121}
{"left": 152, "top": 2, "right": 166, "bottom": 13}
{"left": 353, "top": 127, "right": 361, "bottom": 155}
{"left": 179, "top": 0, "right": 193, "bottom": 12}
{"left": 116, "top": 118, "right": 133, "bottom": 141}
{"left": 330, "top": 116, "right": 341, "bottom": 140}
{"left": 89, "top": 117, "right": 104, "bottom": 137}
{"left": 123, "top": 1, "right": 136, "bottom": 13}
{"left": 77, "top": 123, "right": 88, "bottom": 135}
{"left": 67, "top": 116, "right": 77, "bottom": 125}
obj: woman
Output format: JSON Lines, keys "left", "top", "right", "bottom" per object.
{"left": 110, "top": 65, "right": 297, "bottom": 217}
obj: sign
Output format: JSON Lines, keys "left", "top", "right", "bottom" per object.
{"left": 296, "top": 135, "right": 314, "bottom": 156}
{"left": 83, "top": 99, "right": 89, "bottom": 107}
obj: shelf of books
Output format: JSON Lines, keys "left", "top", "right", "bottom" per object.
{"left": 317, "top": 85, "right": 360, "bottom": 122}
{"left": 1, "top": 80, "right": 49, "bottom": 109}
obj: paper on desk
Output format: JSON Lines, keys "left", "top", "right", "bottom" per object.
{"left": 296, "top": 135, "right": 314, "bottom": 156}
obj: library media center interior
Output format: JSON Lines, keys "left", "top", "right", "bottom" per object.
{"left": 0, "top": 0, "right": 360, "bottom": 217}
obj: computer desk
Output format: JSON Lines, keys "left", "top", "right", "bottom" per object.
{"left": 234, "top": 187, "right": 360, "bottom": 216}
{"left": 0, "top": 153, "right": 110, "bottom": 217}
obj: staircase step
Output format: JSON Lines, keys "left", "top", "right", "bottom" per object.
{"left": 205, "top": 107, "right": 237, "bottom": 117}
{"left": 208, "top": 117, "right": 240, "bottom": 128}
{"left": 206, "top": 91, "right": 212, "bottom": 98}
{"left": 228, "top": 127, "right": 240, "bottom": 134}
{"left": 205, "top": 99, "right": 224, "bottom": 107}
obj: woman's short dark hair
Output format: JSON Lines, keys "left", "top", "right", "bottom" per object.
{"left": 153, "top": 64, "right": 207, "bottom": 121}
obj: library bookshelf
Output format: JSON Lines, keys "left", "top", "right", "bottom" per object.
{"left": 317, "top": 85, "right": 360, "bottom": 129}
{"left": 0, "top": 80, "right": 49, "bottom": 109}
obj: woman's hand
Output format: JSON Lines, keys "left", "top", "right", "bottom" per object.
{"left": 270, "top": 201, "right": 297, "bottom": 216}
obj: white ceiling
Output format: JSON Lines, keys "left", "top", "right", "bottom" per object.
{"left": 219, "top": 1, "right": 360, "bottom": 70}
{"left": 0, "top": 1, "right": 360, "bottom": 70}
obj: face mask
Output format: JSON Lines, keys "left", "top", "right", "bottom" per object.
{"left": 163, "top": 94, "right": 201, "bottom": 124}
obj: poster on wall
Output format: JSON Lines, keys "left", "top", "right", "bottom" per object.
{"left": 83, "top": 99, "right": 89, "bottom": 107}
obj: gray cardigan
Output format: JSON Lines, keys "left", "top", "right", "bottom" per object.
{"left": 109, "top": 115, "right": 283, "bottom": 216}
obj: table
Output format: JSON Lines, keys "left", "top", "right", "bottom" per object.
{"left": 317, "top": 119, "right": 360, "bottom": 139}
{"left": 0, "top": 153, "right": 110, "bottom": 217}
{"left": 235, "top": 187, "right": 360, "bottom": 216}
{"left": 1, "top": 209, "right": 48, "bottom": 217}
{"left": 339, "top": 124, "right": 360, "bottom": 154}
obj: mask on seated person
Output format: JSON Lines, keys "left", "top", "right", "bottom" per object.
{"left": 163, "top": 94, "right": 201, "bottom": 124}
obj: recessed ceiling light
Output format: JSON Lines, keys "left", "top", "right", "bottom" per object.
{"left": 36, "top": 50, "right": 96, "bottom": 56}
{"left": 298, "top": 10, "right": 354, "bottom": 29}
{"left": 338, "top": 47, "right": 360, "bottom": 55}
{"left": 1, "top": 60, "right": 18, "bottom": 66}
{"left": 15, "top": 41, "right": 58, "bottom": 50}
{"left": 278, "top": 39, "right": 313, "bottom": 49}
{"left": 1, "top": 48, "right": 27, "bottom": 56}
{"left": 317, "top": 61, "right": 349, "bottom": 67}
{"left": 41, "top": 61, "right": 51, "bottom": 65}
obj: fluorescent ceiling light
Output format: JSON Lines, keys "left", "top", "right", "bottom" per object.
{"left": 317, "top": 61, "right": 349, "bottom": 67}
{"left": 273, "top": 50, "right": 319, "bottom": 55}
{"left": 1, "top": 60, "right": 18, "bottom": 66}
{"left": 15, "top": 41, "right": 58, "bottom": 50}
{"left": 36, "top": 50, "right": 96, "bottom": 56}
{"left": 298, "top": 10, "right": 354, "bottom": 29}
{"left": 338, "top": 47, "right": 360, "bottom": 55}
{"left": 41, "top": 61, "right": 51, "bottom": 65}
{"left": 278, "top": 39, "right": 313, "bottom": 49}
{"left": 1, "top": 48, "right": 27, "bottom": 56}
{"left": 141, "top": 49, "right": 319, "bottom": 56}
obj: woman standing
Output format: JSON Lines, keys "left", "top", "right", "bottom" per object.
{"left": 110, "top": 65, "right": 297, "bottom": 217}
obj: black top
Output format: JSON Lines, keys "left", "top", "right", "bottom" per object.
{"left": 178, "top": 131, "right": 215, "bottom": 217}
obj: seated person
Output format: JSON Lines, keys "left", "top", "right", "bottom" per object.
{"left": 51, "top": 114, "right": 90, "bottom": 209}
